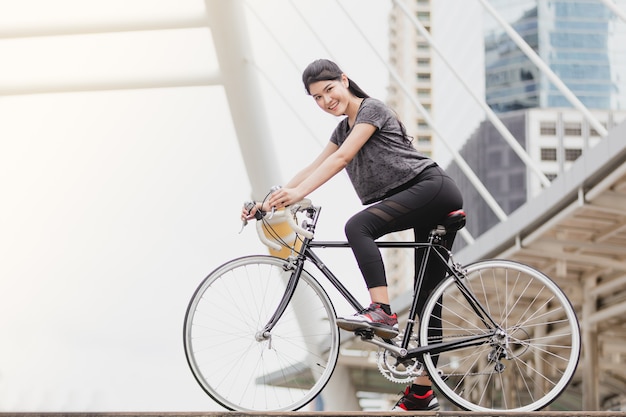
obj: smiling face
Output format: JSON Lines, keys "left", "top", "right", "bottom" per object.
{"left": 308, "top": 74, "right": 352, "bottom": 117}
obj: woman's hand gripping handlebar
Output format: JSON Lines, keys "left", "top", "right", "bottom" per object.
{"left": 240, "top": 189, "right": 314, "bottom": 251}
{"left": 240, "top": 185, "right": 281, "bottom": 226}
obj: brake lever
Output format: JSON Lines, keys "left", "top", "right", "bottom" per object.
{"left": 240, "top": 201, "right": 262, "bottom": 234}
{"left": 268, "top": 185, "right": 282, "bottom": 220}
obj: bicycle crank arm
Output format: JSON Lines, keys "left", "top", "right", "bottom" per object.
{"left": 358, "top": 332, "right": 408, "bottom": 357}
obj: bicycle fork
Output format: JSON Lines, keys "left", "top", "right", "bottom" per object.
{"left": 255, "top": 258, "right": 304, "bottom": 342}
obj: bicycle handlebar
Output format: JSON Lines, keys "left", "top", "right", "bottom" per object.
{"left": 255, "top": 222, "right": 282, "bottom": 251}
{"left": 248, "top": 199, "right": 315, "bottom": 251}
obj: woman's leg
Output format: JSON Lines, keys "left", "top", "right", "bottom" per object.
{"left": 338, "top": 166, "right": 462, "bottom": 338}
{"left": 345, "top": 166, "right": 463, "bottom": 291}
{"left": 345, "top": 167, "right": 462, "bottom": 411}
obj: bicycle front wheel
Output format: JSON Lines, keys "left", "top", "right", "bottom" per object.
{"left": 183, "top": 255, "right": 339, "bottom": 412}
{"left": 420, "top": 259, "right": 580, "bottom": 412}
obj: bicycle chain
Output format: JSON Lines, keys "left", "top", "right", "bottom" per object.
{"left": 429, "top": 333, "right": 507, "bottom": 378}
{"left": 442, "top": 368, "right": 503, "bottom": 378}
{"left": 377, "top": 332, "right": 504, "bottom": 382}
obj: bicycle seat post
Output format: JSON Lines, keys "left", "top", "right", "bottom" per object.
{"left": 402, "top": 211, "right": 466, "bottom": 348}
{"left": 402, "top": 233, "right": 436, "bottom": 348}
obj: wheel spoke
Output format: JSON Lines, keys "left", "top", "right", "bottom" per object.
{"left": 183, "top": 256, "right": 339, "bottom": 412}
{"left": 420, "top": 260, "right": 580, "bottom": 411}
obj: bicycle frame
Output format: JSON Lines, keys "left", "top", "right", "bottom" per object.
{"left": 186, "top": 202, "right": 581, "bottom": 412}
{"left": 259, "top": 206, "right": 501, "bottom": 362}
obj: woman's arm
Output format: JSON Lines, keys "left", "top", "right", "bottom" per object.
{"left": 269, "top": 123, "right": 376, "bottom": 208}
{"left": 284, "top": 140, "right": 338, "bottom": 188}
{"left": 241, "top": 141, "right": 338, "bottom": 220}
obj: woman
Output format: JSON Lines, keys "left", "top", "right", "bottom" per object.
{"left": 242, "top": 58, "right": 463, "bottom": 412}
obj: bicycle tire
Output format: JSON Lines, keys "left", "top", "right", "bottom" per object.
{"left": 419, "top": 259, "right": 580, "bottom": 411}
{"left": 183, "top": 255, "right": 340, "bottom": 412}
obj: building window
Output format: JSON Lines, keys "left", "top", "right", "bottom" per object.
{"left": 488, "top": 151, "right": 502, "bottom": 168}
{"left": 509, "top": 173, "right": 525, "bottom": 190}
{"left": 565, "top": 148, "right": 582, "bottom": 161}
{"left": 417, "top": 135, "right": 431, "bottom": 145}
{"left": 541, "top": 148, "right": 557, "bottom": 161}
{"left": 564, "top": 122, "right": 582, "bottom": 136}
{"left": 540, "top": 121, "right": 557, "bottom": 135}
{"left": 486, "top": 176, "right": 502, "bottom": 192}
{"left": 417, "top": 73, "right": 431, "bottom": 81}
{"left": 416, "top": 12, "right": 430, "bottom": 21}
{"left": 417, "top": 58, "right": 430, "bottom": 67}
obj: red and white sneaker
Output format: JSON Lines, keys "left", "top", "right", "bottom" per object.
{"left": 392, "top": 386, "right": 440, "bottom": 411}
{"left": 336, "top": 303, "right": 399, "bottom": 338}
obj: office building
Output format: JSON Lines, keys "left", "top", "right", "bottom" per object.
{"left": 387, "top": 0, "right": 435, "bottom": 159}
{"left": 446, "top": 108, "right": 625, "bottom": 244}
{"left": 385, "top": 0, "right": 485, "bottom": 298}
{"left": 485, "top": 0, "right": 626, "bottom": 113}
{"left": 446, "top": 0, "right": 626, "bottom": 241}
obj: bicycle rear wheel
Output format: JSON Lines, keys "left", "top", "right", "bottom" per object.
{"left": 419, "top": 259, "right": 580, "bottom": 411}
{"left": 183, "top": 255, "right": 339, "bottom": 412}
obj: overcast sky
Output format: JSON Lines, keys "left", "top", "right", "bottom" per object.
{"left": 0, "top": 0, "right": 394, "bottom": 411}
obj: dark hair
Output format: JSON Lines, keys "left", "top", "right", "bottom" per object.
{"left": 302, "top": 59, "right": 370, "bottom": 98}
{"left": 303, "top": 59, "right": 413, "bottom": 145}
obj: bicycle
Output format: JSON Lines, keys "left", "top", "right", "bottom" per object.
{"left": 183, "top": 196, "right": 581, "bottom": 412}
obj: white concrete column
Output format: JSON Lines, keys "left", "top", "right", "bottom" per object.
{"left": 582, "top": 275, "right": 600, "bottom": 410}
{"left": 320, "top": 362, "right": 361, "bottom": 411}
{"left": 204, "top": 0, "right": 282, "bottom": 199}
{"left": 204, "top": 3, "right": 361, "bottom": 411}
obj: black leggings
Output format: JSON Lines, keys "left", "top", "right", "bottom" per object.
{"left": 345, "top": 164, "right": 463, "bottom": 311}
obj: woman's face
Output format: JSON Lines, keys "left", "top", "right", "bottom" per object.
{"left": 308, "top": 74, "right": 351, "bottom": 116}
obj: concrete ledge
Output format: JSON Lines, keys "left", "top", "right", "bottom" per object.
{"left": 1, "top": 411, "right": 625, "bottom": 417}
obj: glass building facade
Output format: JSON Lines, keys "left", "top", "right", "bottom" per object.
{"left": 485, "top": 0, "right": 626, "bottom": 113}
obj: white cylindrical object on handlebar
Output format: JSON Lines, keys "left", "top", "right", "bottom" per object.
{"left": 258, "top": 210, "right": 302, "bottom": 258}
{"left": 285, "top": 210, "right": 313, "bottom": 239}
{"left": 254, "top": 203, "right": 313, "bottom": 258}
{"left": 255, "top": 221, "right": 283, "bottom": 251}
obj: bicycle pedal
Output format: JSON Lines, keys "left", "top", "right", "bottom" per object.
{"left": 354, "top": 328, "right": 375, "bottom": 339}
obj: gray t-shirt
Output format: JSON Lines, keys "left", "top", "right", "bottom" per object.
{"left": 330, "top": 98, "right": 435, "bottom": 205}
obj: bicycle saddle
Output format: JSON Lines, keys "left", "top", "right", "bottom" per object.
{"left": 440, "top": 209, "right": 466, "bottom": 233}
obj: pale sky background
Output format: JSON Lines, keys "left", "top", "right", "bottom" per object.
{"left": 0, "top": 0, "right": 492, "bottom": 412}
{"left": 0, "top": 0, "right": 397, "bottom": 411}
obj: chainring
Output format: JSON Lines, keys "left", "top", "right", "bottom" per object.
{"left": 376, "top": 332, "right": 424, "bottom": 384}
